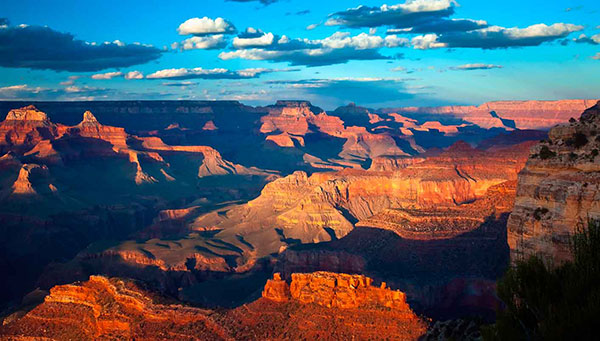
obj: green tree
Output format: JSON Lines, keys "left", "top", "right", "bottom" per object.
{"left": 483, "top": 220, "right": 600, "bottom": 340}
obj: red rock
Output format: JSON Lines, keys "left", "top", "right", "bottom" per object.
{"left": 508, "top": 101, "right": 600, "bottom": 263}
{"left": 387, "top": 99, "right": 599, "bottom": 130}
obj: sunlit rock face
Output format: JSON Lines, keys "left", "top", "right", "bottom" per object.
{"left": 0, "top": 276, "right": 226, "bottom": 340}
{"left": 0, "top": 105, "right": 62, "bottom": 150}
{"left": 69, "top": 111, "right": 129, "bottom": 150}
{"left": 263, "top": 271, "right": 412, "bottom": 310}
{"left": 1, "top": 274, "right": 426, "bottom": 340}
{"left": 508, "top": 101, "right": 600, "bottom": 263}
{"left": 385, "top": 99, "right": 599, "bottom": 130}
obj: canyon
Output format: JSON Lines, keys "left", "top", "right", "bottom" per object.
{"left": 508, "top": 100, "right": 600, "bottom": 262}
{"left": 0, "top": 98, "right": 597, "bottom": 338}
{"left": 1, "top": 272, "right": 426, "bottom": 340}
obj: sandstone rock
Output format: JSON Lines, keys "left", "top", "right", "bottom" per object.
{"left": 508, "top": 101, "right": 600, "bottom": 263}
{"left": 5, "top": 105, "right": 50, "bottom": 122}
{"left": 11, "top": 164, "right": 44, "bottom": 195}
{"left": 265, "top": 132, "right": 305, "bottom": 147}
{"left": 202, "top": 120, "right": 218, "bottom": 131}
{"left": 71, "top": 110, "right": 129, "bottom": 150}
{"left": 0, "top": 106, "right": 60, "bottom": 149}
{"left": 262, "top": 271, "right": 413, "bottom": 311}
{"left": 0, "top": 276, "right": 228, "bottom": 340}
{"left": 386, "top": 99, "right": 599, "bottom": 130}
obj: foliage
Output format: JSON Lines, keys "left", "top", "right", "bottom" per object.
{"left": 482, "top": 220, "right": 600, "bottom": 340}
{"left": 538, "top": 146, "right": 556, "bottom": 160}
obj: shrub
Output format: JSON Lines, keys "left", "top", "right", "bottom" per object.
{"left": 539, "top": 146, "right": 556, "bottom": 160}
{"left": 482, "top": 220, "right": 600, "bottom": 340}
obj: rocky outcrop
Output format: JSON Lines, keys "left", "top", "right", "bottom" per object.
{"left": 11, "top": 164, "right": 45, "bottom": 195}
{"left": 0, "top": 276, "right": 229, "bottom": 340}
{"left": 0, "top": 105, "right": 61, "bottom": 150}
{"left": 263, "top": 271, "right": 412, "bottom": 310}
{"left": 1, "top": 274, "right": 427, "bottom": 340}
{"left": 202, "top": 120, "right": 218, "bottom": 131}
{"left": 265, "top": 132, "right": 305, "bottom": 147}
{"left": 387, "top": 99, "right": 599, "bottom": 130}
{"left": 508, "top": 101, "right": 600, "bottom": 262}
{"left": 138, "top": 136, "right": 276, "bottom": 178}
{"left": 69, "top": 111, "right": 129, "bottom": 150}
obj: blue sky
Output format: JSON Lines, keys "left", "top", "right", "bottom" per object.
{"left": 0, "top": 0, "right": 598, "bottom": 109}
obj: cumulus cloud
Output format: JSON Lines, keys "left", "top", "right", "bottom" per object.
{"left": 125, "top": 71, "right": 144, "bottom": 80}
{"left": 326, "top": 0, "right": 457, "bottom": 28}
{"left": 572, "top": 33, "right": 600, "bottom": 45}
{"left": 177, "top": 17, "right": 236, "bottom": 36}
{"left": 306, "top": 23, "right": 319, "bottom": 30}
{"left": 220, "top": 31, "right": 408, "bottom": 66}
{"left": 450, "top": 63, "right": 503, "bottom": 70}
{"left": 178, "top": 35, "right": 227, "bottom": 50}
{"left": 411, "top": 23, "right": 583, "bottom": 49}
{"left": 411, "top": 34, "right": 447, "bottom": 49}
{"left": 145, "top": 67, "right": 294, "bottom": 80}
{"left": 0, "top": 84, "right": 112, "bottom": 100}
{"left": 322, "top": 0, "right": 487, "bottom": 35}
{"left": 233, "top": 31, "right": 275, "bottom": 48}
{"left": 91, "top": 71, "right": 123, "bottom": 79}
{"left": 592, "top": 53, "right": 600, "bottom": 60}
{"left": 0, "top": 23, "right": 162, "bottom": 72}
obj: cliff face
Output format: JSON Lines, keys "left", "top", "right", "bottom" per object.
{"left": 508, "top": 101, "right": 600, "bottom": 262}
{"left": 0, "top": 276, "right": 228, "bottom": 340}
{"left": 0, "top": 105, "right": 61, "bottom": 151}
{"left": 263, "top": 271, "right": 412, "bottom": 310}
{"left": 387, "top": 99, "right": 599, "bottom": 130}
{"left": 1, "top": 273, "right": 427, "bottom": 340}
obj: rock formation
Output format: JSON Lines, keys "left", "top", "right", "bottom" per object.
{"left": 10, "top": 164, "right": 46, "bottom": 195}
{"left": 70, "top": 111, "right": 129, "bottom": 150}
{"left": 1, "top": 274, "right": 427, "bottom": 340}
{"left": 508, "top": 101, "right": 600, "bottom": 262}
{"left": 0, "top": 105, "right": 61, "bottom": 151}
{"left": 263, "top": 271, "right": 412, "bottom": 310}
{"left": 0, "top": 276, "right": 229, "bottom": 340}
{"left": 202, "top": 120, "right": 218, "bottom": 131}
{"left": 387, "top": 99, "right": 598, "bottom": 130}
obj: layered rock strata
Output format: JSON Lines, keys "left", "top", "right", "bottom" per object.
{"left": 508, "top": 101, "right": 600, "bottom": 262}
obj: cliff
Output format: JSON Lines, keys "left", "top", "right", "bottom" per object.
{"left": 263, "top": 271, "right": 412, "bottom": 310}
{"left": 507, "top": 101, "right": 600, "bottom": 262}
{"left": 1, "top": 274, "right": 427, "bottom": 340}
{"left": 387, "top": 99, "right": 599, "bottom": 130}
{"left": 0, "top": 276, "right": 229, "bottom": 340}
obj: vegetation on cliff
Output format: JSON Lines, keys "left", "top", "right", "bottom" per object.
{"left": 484, "top": 219, "right": 600, "bottom": 340}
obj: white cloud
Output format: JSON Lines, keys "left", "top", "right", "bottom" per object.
{"left": 387, "top": 0, "right": 457, "bottom": 13}
{"left": 180, "top": 35, "right": 226, "bottom": 50}
{"left": 306, "top": 23, "right": 319, "bottom": 30}
{"left": 391, "top": 66, "right": 407, "bottom": 72}
{"left": 233, "top": 32, "right": 275, "bottom": 47}
{"left": 177, "top": 17, "right": 235, "bottom": 36}
{"left": 450, "top": 63, "right": 503, "bottom": 70}
{"left": 124, "top": 71, "right": 144, "bottom": 80}
{"left": 384, "top": 35, "right": 410, "bottom": 47}
{"left": 219, "top": 49, "right": 282, "bottom": 61}
{"left": 145, "top": 67, "right": 287, "bottom": 80}
{"left": 91, "top": 71, "right": 123, "bottom": 80}
{"left": 484, "top": 23, "right": 583, "bottom": 39}
{"left": 411, "top": 34, "right": 447, "bottom": 49}
{"left": 592, "top": 53, "right": 600, "bottom": 60}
